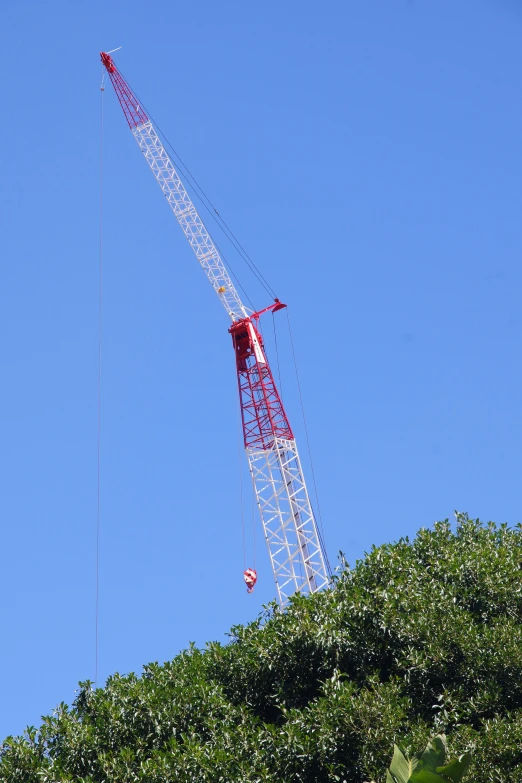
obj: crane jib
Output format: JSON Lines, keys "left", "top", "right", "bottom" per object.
{"left": 100, "top": 51, "right": 331, "bottom": 604}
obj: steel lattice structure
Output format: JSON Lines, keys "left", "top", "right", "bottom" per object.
{"left": 101, "top": 52, "right": 330, "bottom": 605}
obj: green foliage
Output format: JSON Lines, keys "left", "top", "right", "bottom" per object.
{"left": 2, "top": 515, "right": 522, "bottom": 782}
{"left": 382, "top": 735, "right": 472, "bottom": 783}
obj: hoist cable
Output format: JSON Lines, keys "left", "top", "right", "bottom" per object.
{"left": 117, "top": 68, "right": 277, "bottom": 303}
{"left": 160, "top": 131, "right": 275, "bottom": 300}
{"left": 251, "top": 471, "right": 257, "bottom": 570}
{"left": 114, "top": 70, "right": 257, "bottom": 311}
{"left": 207, "top": 233, "right": 257, "bottom": 313}
{"left": 151, "top": 117, "right": 276, "bottom": 300}
{"left": 96, "top": 78, "right": 104, "bottom": 685}
{"left": 238, "top": 410, "right": 246, "bottom": 571}
{"left": 272, "top": 312, "right": 283, "bottom": 402}
{"left": 285, "top": 309, "right": 332, "bottom": 576}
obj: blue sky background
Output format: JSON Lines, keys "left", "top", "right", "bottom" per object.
{"left": 0, "top": 0, "right": 521, "bottom": 740}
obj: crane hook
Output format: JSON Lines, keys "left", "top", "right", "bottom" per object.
{"left": 243, "top": 568, "right": 257, "bottom": 594}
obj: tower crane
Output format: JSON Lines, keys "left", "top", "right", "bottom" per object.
{"left": 100, "top": 52, "right": 330, "bottom": 606}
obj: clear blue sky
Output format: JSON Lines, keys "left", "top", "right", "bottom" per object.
{"left": 0, "top": 0, "right": 520, "bottom": 740}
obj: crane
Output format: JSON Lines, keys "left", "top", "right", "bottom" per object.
{"left": 100, "top": 52, "right": 330, "bottom": 606}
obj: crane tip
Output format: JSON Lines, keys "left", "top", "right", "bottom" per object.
{"left": 100, "top": 52, "right": 116, "bottom": 73}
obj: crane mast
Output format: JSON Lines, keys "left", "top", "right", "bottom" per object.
{"left": 101, "top": 52, "right": 329, "bottom": 605}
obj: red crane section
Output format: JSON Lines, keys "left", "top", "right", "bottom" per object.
{"left": 101, "top": 53, "right": 148, "bottom": 129}
{"left": 230, "top": 301, "right": 293, "bottom": 450}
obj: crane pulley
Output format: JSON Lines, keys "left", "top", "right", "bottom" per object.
{"left": 100, "top": 51, "right": 330, "bottom": 605}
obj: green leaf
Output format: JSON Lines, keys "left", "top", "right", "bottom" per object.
{"left": 418, "top": 735, "right": 447, "bottom": 770}
{"left": 389, "top": 745, "right": 418, "bottom": 783}
{"left": 436, "top": 754, "right": 472, "bottom": 782}
{"left": 411, "top": 771, "right": 450, "bottom": 783}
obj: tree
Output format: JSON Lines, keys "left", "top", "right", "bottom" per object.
{"left": 2, "top": 515, "right": 522, "bottom": 782}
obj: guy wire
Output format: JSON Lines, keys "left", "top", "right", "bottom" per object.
{"left": 96, "top": 76, "right": 104, "bottom": 685}
{"left": 117, "top": 67, "right": 277, "bottom": 303}
{"left": 286, "top": 309, "right": 331, "bottom": 576}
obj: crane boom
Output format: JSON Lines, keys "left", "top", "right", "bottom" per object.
{"left": 101, "top": 52, "right": 247, "bottom": 322}
{"left": 101, "top": 52, "right": 330, "bottom": 605}
{"left": 134, "top": 121, "right": 249, "bottom": 322}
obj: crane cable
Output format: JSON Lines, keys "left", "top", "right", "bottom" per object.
{"left": 239, "top": 414, "right": 258, "bottom": 573}
{"left": 95, "top": 72, "right": 105, "bottom": 685}
{"left": 124, "top": 84, "right": 257, "bottom": 311}
{"left": 238, "top": 409, "right": 246, "bottom": 571}
{"left": 117, "top": 67, "right": 278, "bottom": 305}
{"left": 252, "top": 473, "right": 257, "bottom": 570}
{"left": 156, "top": 121, "right": 275, "bottom": 301}
{"left": 285, "top": 309, "right": 332, "bottom": 576}
{"left": 149, "top": 115, "right": 276, "bottom": 301}
{"left": 272, "top": 312, "right": 283, "bottom": 401}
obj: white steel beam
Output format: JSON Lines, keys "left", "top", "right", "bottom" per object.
{"left": 247, "top": 438, "right": 329, "bottom": 605}
{"left": 132, "top": 121, "right": 248, "bottom": 323}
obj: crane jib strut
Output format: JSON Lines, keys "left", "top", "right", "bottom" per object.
{"left": 100, "top": 51, "right": 330, "bottom": 605}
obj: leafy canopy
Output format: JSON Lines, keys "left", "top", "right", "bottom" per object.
{"left": 2, "top": 515, "right": 522, "bottom": 782}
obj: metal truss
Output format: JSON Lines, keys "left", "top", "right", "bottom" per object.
{"left": 132, "top": 122, "right": 248, "bottom": 323}
{"left": 101, "top": 51, "right": 331, "bottom": 606}
{"left": 231, "top": 318, "right": 293, "bottom": 450}
{"left": 247, "top": 438, "right": 329, "bottom": 605}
